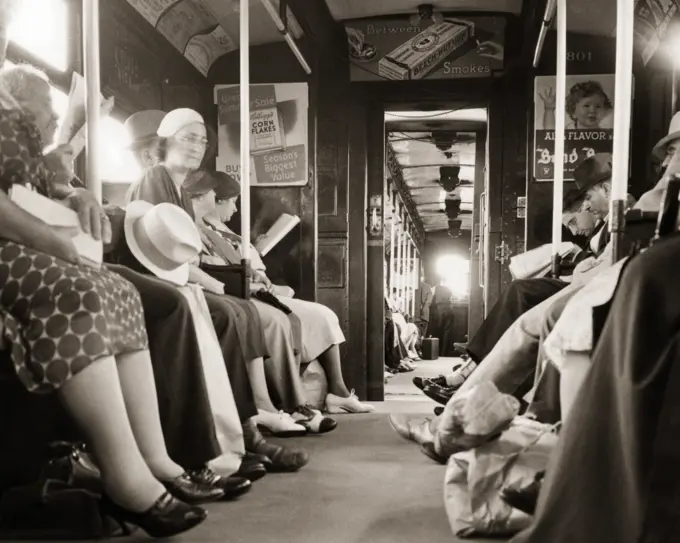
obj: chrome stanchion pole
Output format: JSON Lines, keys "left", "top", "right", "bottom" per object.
{"left": 239, "top": 0, "right": 251, "bottom": 297}
{"left": 83, "top": 0, "right": 101, "bottom": 204}
{"left": 610, "top": 0, "right": 635, "bottom": 263}
{"left": 551, "top": 0, "right": 567, "bottom": 277}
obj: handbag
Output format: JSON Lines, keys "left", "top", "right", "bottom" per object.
{"left": 252, "top": 290, "right": 292, "bottom": 314}
{"left": 444, "top": 417, "right": 559, "bottom": 538}
{"left": 0, "top": 442, "right": 127, "bottom": 540}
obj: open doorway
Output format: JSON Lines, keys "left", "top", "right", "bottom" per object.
{"left": 383, "top": 106, "right": 488, "bottom": 370}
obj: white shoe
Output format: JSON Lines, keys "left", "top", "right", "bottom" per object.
{"left": 254, "top": 410, "right": 308, "bottom": 437}
{"left": 325, "top": 390, "right": 376, "bottom": 414}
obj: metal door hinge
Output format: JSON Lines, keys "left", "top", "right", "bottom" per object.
{"left": 495, "top": 241, "right": 512, "bottom": 263}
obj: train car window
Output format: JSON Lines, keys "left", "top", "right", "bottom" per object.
{"left": 8, "top": 0, "right": 69, "bottom": 71}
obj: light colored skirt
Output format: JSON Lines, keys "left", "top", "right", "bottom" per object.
{"left": 179, "top": 284, "right": 244, "bottom": 476}
{"left": 279, "top": 297, "right": 345, "bottom": 362}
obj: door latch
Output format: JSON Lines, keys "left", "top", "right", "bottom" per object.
{"left": 495, "top": 241, "right": 512, "bottom": 263}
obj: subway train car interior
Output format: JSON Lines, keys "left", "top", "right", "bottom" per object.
{"left": 0, "top": 0, "right": 679, "bottom": 541}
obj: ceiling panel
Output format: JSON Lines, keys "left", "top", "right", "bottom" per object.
{"left": 388, "top": 130, "right": 476, "bottom": 233}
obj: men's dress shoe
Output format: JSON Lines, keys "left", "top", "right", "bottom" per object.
{"left": 420, "top": 441, "right": 448, "bottom": 465}
{"left": 245, "top": 452, "right": 272, "bottom": 470}
{"left": 388, "top": 415, "right": 434, "bottom": 445}
{"left": 236, "top": 458, "right": 267, "bottom": 482}
{"left": 189, "top": 468, "right": 252, "bottom": 500}
{"left": 500, "top": 471, "right": 545, "bottom": 515}
{"left": 413, "top": 375, "right": 448, "bottom": 391}
{"left": 423, "top": 384, "right": 455, "bottom": 406}
{"left": 162, "top": 473, "right": 225, "bottom": 504}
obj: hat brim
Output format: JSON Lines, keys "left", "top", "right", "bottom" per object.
{"left": 653, "top": 130, "right": 680, "bottom": 161}
{"left": 124, "top": 200, "right": 190, "bottom": 286}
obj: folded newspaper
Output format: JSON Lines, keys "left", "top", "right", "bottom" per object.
{"left": 56, "top": 72, "right": 114, "bottom": 157}
{"left": 254, "top": 213, "right": 300, "bottom": 256}
{"left": 10, "top": 184, "right": 103, "bottom": 268}
{"left": 508, "top": 242, "right": 577, "bottom": 280}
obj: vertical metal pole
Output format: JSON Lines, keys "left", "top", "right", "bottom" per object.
{"left": 83, "top": 0, "right": 101, "bottom": 204}
{"left": 239, "top": 0, "right": 251, "bottom": 295}
{"left": 406, "top": 233, "right": 413, "bottom": 317}
{"left": 396, "top": 207, "right": 404, "bottom": 312}
{"left": 610, "top": 0, "right": 635, "bottom": 263}
{"left": 389, "top": 189, "right": 396, "bottom": 305}
{"left": 551, "top": 0, "right": 567, "bottom": 277}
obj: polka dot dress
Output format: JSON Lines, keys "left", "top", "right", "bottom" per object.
{"left": 0, "top": 108, "right": 148, "bottom": 392}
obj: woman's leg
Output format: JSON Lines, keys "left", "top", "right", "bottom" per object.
{"left": 58, "top": 355, "right": 166, "bottom": 512}
{"left": 317, "top": 344, "right": 351, "bottom": 398}
{"left": 115, "top": 349, "right": 185, "bottom": 480}
{"left": 245, "top": 357, "right": 278, "bottom": 413}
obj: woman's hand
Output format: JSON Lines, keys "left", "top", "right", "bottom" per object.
{"left": 252, "top": 269, "right": 271, "bottom": 289}
{"left": 63, "top": 188, "right": 112, "bottom": 243}
{"left": 273, "top": 284, "right": 295, "bottom": 298}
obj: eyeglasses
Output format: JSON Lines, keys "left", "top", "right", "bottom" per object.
{"left": 174, "top": 134, "right": 209, "bottom": 147}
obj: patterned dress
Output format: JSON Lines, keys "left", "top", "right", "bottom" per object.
{"left": 0, "top": 109, "right": 148, "bottom": 393}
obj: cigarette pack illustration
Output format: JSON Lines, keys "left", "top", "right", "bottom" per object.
{"left": 378, "top": 20, "right": 475, "bottom": 80}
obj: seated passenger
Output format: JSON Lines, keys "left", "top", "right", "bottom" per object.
{"left": 510, "top": 223, "right": 680, "bottom": 543}
{"left": 0, "top": 65, "right": 261, "bottom": 492}
{"left": 184, "top": 168, "right": 375, "bottom": 414}
{"left": 0, "top": 72, "right": 208, "bottom": 537}
{"left": 120, "top": 109, "right": 309, "bottom": 468}
{"left": 391, "top": 157, "right": 636, "bottom": 446}
{"left": 412, "top": 181, "right": 603, "bottom": 402}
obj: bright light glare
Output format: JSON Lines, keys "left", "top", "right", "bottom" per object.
{"left": 436, "top": 254, "right": 470, "bottom": 297}
{"left": 50, "top": 87, "right": 141, "bottom": 183}
{"left": 9, "top": 0, "right": 68, "bottom": 71}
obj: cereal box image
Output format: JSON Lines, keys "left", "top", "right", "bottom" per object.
{"left": 345, "top": 15, "right": 505, "bottom": 82}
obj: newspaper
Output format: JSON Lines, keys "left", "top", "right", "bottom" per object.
{"left": 508, "top": 242, "right": 576, "bottom": 280}
{"left": 56, "top": 73, "right": 114, "bottom": 157}
{"left": 254, "top": 213, "right": 300, "bottom": 256}
{"left": 10, "top": 184, "right": 103, "bottom": 268}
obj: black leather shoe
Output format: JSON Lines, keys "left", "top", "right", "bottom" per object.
{"left": 245, "top": 452, "right": 273, "bottom": 471}
{"left": 423, "top": 384, "right": 455, "bottom": 406}
{"left": 434, "top": 406, "right": 444, "bottom": 416}
{"left": 189, "top": 468, "right": 252, "bottom": 500}
{"left": 414, "top": 376, "right": 448, "bottom": 391}
{"left": 162, "top": 473, "right": 224, "bottom": 505}
{"left": 500, "top": 471, "right": 544, "bottom": 515}
{"left": 243, "top": 422, "right": 309, "bottom": 472}
{"left": 236, "top": 458, "right": 267, "bottom": 482}
{"left": 100, "top": 492, "right": 206, "bottom": 539}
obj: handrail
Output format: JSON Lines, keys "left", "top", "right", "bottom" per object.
{"left": 478, "top": 191, "right": 486, "bottom": 289}
{"left": 533, "top": 0, "right": 556, "bottom": 68}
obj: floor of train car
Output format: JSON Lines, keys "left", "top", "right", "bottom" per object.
{"left": 119, "top": 357, "right": 500, "bottom": 543}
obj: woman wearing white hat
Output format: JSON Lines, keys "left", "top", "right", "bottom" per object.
{"left": 126, "top": 108, "right": 309, "bottom": 471}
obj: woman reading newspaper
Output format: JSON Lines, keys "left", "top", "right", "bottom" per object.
{"left": 185, "top": 169, "right": 375, "bottom": 415}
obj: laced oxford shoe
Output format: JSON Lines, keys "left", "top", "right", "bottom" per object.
{"left": 422, "top": 384, "right": 455, "bottom": 406}
{"left": 161, "top": 472, "right": 224, "bottom": 505}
